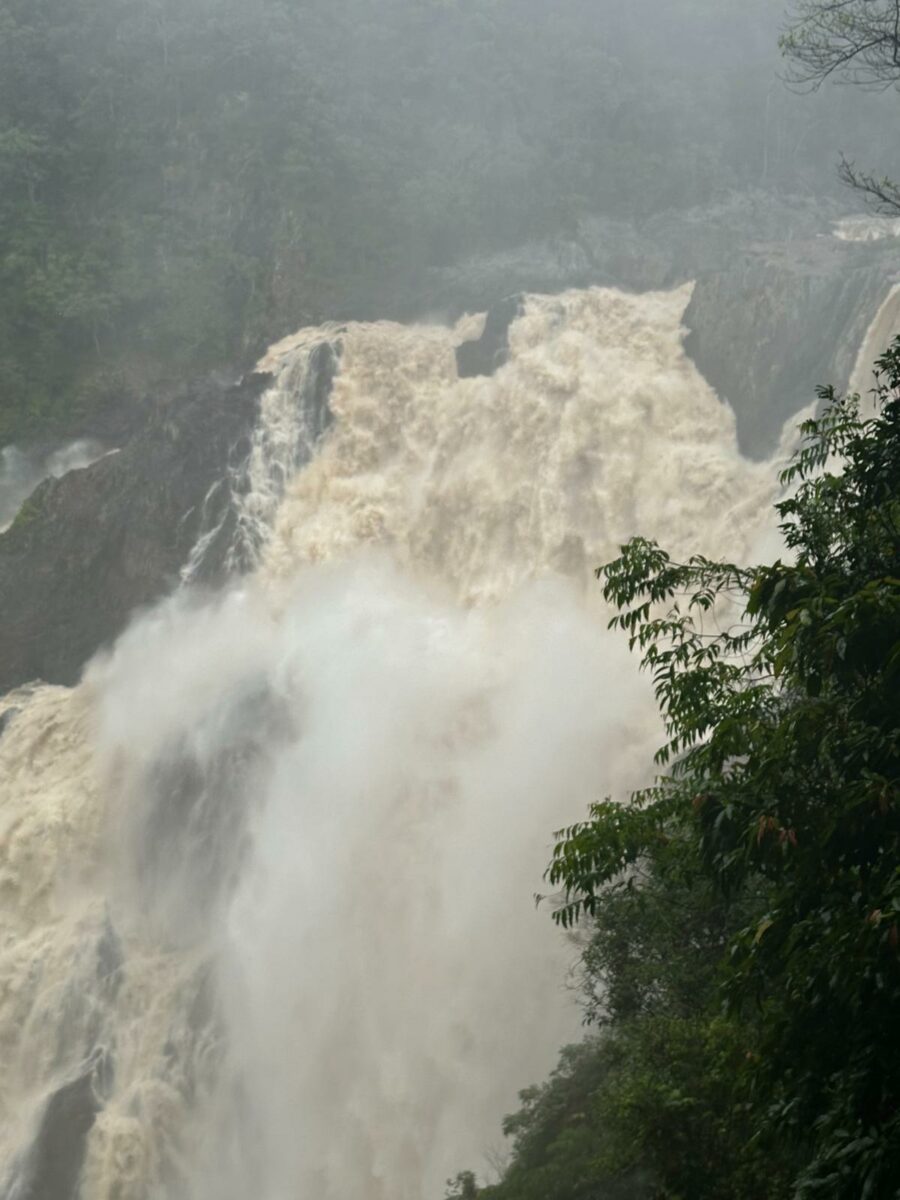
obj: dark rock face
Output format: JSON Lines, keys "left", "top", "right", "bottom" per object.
{"left": 684, "top": 238, "right": 900, "bottom": 458}
{"left": 456, "top": 295, "right": 523, "bottom": 378}
{"left": 0, "top": 372, "right": 267, "bottom": 694}
{"left": 0, "top": 706, "right": 19, "bottom": 738}
{"left": 304, "top": 340, "right": 340, "bottom": 442}
{"left": 95, "top": 917, "right": 123, "bottom": 993}
{"left": 10, "top": 1061, "right": 104, "bottom": 1200}
{"left": 0, "top": 336, "right": 343, "bottom": 697}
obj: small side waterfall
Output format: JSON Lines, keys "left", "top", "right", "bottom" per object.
{"left": 181, "top": 341, "right": 340, "bottom": 585}
{"left": 849, "top": 281, "right": 900, "bottom": 399}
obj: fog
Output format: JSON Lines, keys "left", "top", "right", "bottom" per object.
{"left": 3, "top": 0, "right": 898, "bottom": 447}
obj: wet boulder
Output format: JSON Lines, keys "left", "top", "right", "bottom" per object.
{"left": 456, "top": 295, "right": 524, "bottom": 378}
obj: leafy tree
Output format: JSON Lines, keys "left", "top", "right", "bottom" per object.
{"left": 549, "top": 342, "right": 900, "bottom": 1197}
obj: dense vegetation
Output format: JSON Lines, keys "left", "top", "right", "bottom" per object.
{"left": 1, "top": 0, "right": 896, "bottom": 443}
{"left": 449, "top": 350, "right": 900, "bottom": 1198}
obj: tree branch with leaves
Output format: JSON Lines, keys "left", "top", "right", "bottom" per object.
{"left": 549, "top": 342, "right": 900, "bottom": 1197}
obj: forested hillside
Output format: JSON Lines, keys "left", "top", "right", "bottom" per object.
{"left": 1, "top": 0, "right": 896, "bottom": 444}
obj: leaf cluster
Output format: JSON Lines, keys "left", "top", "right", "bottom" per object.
{"left": 548, "top": 342, "right": 900, "bottom": 1196}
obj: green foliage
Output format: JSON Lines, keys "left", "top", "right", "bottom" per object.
{"left": 474, "top": 1039, "right": 653, "bottom": 1200}
{"left": 548, "top": 342, "right": 900, "bottom": 1197}
{"left": 9, "top": 480, "right": 48, "bottom": 530}
{"left": 462, "top": 841, "right": 789, "bottom": 1200}
{"left": 446, "top": 1171, "right": 480, "bottom": 1200}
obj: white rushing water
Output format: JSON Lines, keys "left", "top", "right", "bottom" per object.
{"left": 833, "top": 214, "right": 900, "bottom": 243}
{"left": 1, "top": 285, "right": 794, "bottom": 1200}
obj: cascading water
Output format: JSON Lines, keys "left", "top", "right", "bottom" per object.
{"left": 180, "top": 339, "right": 340, "bottom": 586}
{"left": 2, "top": 285, "right": 795, "bottom": 1200}
{"left": 849, "top": 281, "right": 900, "bottom": 398}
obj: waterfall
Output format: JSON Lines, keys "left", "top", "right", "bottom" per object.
{"left": 833, "top": 214, "right": 900, "bottom": 243}
{"left": 1, "top": 285, "right": 789, "bottom": 1200}
{"left": 849, "top": 281, "right": 900, "bottom": 399}
{"left": 181, "top": 339, "right": 340, "bottom": 586}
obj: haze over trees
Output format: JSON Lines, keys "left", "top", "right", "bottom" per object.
{"left": 1, "top": 0, "right": 897, "bottom": 444}
{"left": 783, "top": 0, "right": 900, "bottom": 212}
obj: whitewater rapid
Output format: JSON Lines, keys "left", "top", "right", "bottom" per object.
{"left": 1, "top": 285, "right": 792, "bottom": 1200}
